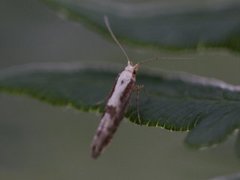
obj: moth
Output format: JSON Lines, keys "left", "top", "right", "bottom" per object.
{"left": 91, "top": 16, "right": 140, "bottom": 159}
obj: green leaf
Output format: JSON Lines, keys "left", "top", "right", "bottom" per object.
{"left": 41, "top": 0, "right": 240, "bottom": 52}
{"left": 1, "top": 63, "right": 240, "bottom": 152}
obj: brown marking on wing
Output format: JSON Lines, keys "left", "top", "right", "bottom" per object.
{"left": 91, "top": 108, "right": 116, "bottom": 159}
{"left": 99, "top": 77, "right": 118, "bottom": 119}
{"left": 91, "top": 72, "right": 136, "bottom": 159}
{"left": 106, "top": 105, "right": 117, "bottom": 118}
{"left": 120, "top": 79, "right": 135, "bottom": 102}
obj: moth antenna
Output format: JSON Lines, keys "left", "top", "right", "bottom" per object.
{"left": 138, "top": 57, "right": 158, "bottom": 65}
{"left": 138, "top": 56, "right": 193, "bottom": 65}
{"left": 104, "top": 15, "right": 131, "bottom": 63}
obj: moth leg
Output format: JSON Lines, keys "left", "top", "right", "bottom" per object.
{"left": 134, "top": 85, "right": 144, "bottom": 124}
{"left": 133, "top": 84, "right": 144, "bottom": 91}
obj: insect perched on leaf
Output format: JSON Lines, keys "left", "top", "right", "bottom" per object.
{"left": 91, "top": 16, "right": 140, "bottom": 159}
{"left": 90, "top": 16, "right": 190, "bottom": 159}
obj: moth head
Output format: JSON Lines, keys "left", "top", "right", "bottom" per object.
{"left": 126, "top": 61, "right": 139, "bottom": 74}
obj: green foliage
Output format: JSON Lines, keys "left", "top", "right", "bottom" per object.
{"left": 41, "top": 0, "right": 240, "bottom": 52}
{"left": 1, "top": 63, "right": 240, "bottom": 154}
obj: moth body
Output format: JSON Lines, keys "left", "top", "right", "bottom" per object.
{"left": 91, "top": 16, "right": 140, "bottom": 159}
{"left": 91, "top": 62, "right": 139, "bottom": 158}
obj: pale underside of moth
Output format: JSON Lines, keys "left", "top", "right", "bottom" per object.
{"left": 91, "top": 16, "right": 139, "bottom": 159}
{"left": 91, "top": 61, "right": 139, "bottom": 158}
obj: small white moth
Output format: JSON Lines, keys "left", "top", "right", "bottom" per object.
{"left": 91, "top": 16, "right": 139, "bottom": 159}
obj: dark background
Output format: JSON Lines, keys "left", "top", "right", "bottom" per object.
{"left": 0, "top": 0, "right": 240, "bottom": 179}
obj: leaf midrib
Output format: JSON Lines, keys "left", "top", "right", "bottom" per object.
{"left": 149, "top": 91, "right": 240, "bottom": 104}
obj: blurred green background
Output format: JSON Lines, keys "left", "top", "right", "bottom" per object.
{"left": 0, "top": 0, "right": 240, "bottom": 179}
